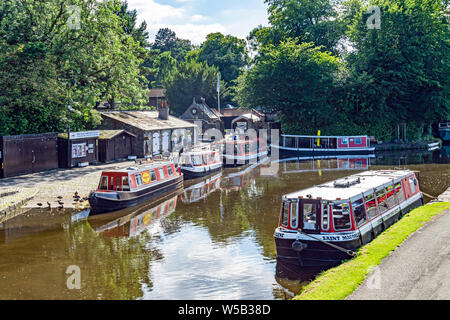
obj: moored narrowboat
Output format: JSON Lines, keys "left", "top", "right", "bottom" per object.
{"left": 223, "top": 138, "right": 268, "bottom": 167}
{"left": 274, "top": 170, "right": 423, "bottom": 267}
{"left": 272, "top": 135, "right": 375, "bottom": 156}
{"left": 439, "top": 122, "right": 450, "bottom": 142}
{"left": 88, "top": 161, "right": 183, "bottom": 215}
{"left": 179, "top": 150, "right": 223, "bottom": 180}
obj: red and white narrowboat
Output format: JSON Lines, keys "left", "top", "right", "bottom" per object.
{"left": 272, "top": 135, "right": 375, "bottom": 156}
{"left": 274, "top": 170, "right": 423, "bottom": 267}
{"left": 179, "top": 150, "right": 223, "bottom": 180}
{"left": 181, "top": 172, "right": 222, "bottom": 204}
{"left": 88, "top": 161, "right": 183, "bottom": 215}
{"left": 223, "top": 138, "right": 268, "bottom": 167}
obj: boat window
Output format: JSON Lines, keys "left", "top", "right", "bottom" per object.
{"left": 290, "top": 202, "right": 299, "bottom": 229}
{"left": 281, "top": 201, "right": 289, "bottom": 228}
{"left": 122, "top": 176, "right": 130, "bottom": 191}
{"left": 355, "top": 138, "right": 362, "bottom": 145}
{"left": 135, "top": 174, "right": 143, "bottom": 186}
{"left": 365, "top": 193, "right": 378, "bottom": 219}
{"left": 322, "top": 203, "right": 329, "bottom": 231}
{"left": 158, "top": 168, "right": 166, "bottom": 179}
{"left": 332, "top": 202, "right": 352, "bottom": 231}
{"left": 409, "top": 177, "right": 416, "bottom": 194}
{"left": 192, "top": 155, "right": 203, "bottom": 166}
{"left": 394, "top": 182, "right": 405, "bottom": 203}
{"left": 302, "top": 203, "right": 317, "bottom": 231}
{"left": 352, "top": 198, "right": 367, "bottom": 227}
{"left": 99, "top": 176, "right": 108, "bottom": 190}
{"left": 234, "top": 144, "right": 241, "bottom": 155}
{"left": 150, "top": 170, "right": 157, "bottom": 181}
{"left": 209, "top": 153, "right": 215, "bottom": 163}
{"left": 376, "top": 188, "right": 389, "bottom": 213}
{"left": 385, "top": 184, "right": 398, "bottom": 207}
{"left": 167, "top": 166, "right": 174, "bottom": 176}
{"left": 116, "top": 177, "right": 120, "bottom": 191}
{"left": 341, "top": 138, "right": 348, "bottom": 145}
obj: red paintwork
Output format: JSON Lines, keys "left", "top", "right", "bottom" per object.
{"left": 337, "top": 137, "right": 368, "bottom": 149}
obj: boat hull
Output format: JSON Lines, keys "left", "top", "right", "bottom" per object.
{"left": 271, "top": 145, "right": 376, "bottom": 156}
{"left": 89, "top": 175, "right": 183, "bottom": 215}
{"left": 223, "top": 151, "right": 269, "bottom": 167}
{"left": 181, "top": 164, "right": 222, "bottom": 180}
{"left": 274, "top": 195, "right": 423, "bottom": 267}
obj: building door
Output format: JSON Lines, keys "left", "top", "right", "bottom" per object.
{"left": 153, "top": 132, "right": 161, "bottom": 155}
{"left": 162, "top": 131, "right": 170, "bottom": 153}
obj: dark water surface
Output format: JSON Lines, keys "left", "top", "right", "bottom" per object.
{"left": 0, "top": 150, "right": 448, "bottom": 300}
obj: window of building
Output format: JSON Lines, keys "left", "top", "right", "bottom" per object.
{"left": 332, "top": 202, "right": 352, "bottom": 231}
{"left": 352, "top": 198, "right": 367, "bottom": 227}
{"left": 365, "top": 193, "right": 378, "bottom": 220}
{"left": 394, "top": 182, "right": 405, "bottom": 203}
{"left": 376, "top": 188, "right": 389, "bottom": 214}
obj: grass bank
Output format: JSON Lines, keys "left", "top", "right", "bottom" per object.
{"left": 294, "top": 201, "right": 450, "bottom": 300}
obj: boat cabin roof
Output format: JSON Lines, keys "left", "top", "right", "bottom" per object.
{"left": 101, "top": 161, "right": 174, "bottom": 176}
{"left": 284, "top": 170, "right": 416, "bottom": 201}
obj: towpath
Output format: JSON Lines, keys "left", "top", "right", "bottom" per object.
{"left": 348, "top": 188, "right": 450, "bottom": 300}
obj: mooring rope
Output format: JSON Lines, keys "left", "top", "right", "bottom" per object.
{"left": 296, "top": 231, "right": 357, "bottom": 257}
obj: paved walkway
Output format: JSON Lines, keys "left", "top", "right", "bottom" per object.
{"left": 0, "top": 161, "right": 135, "bottom": 210}
{"left": 348, "top": 191, "right": 450, "bottom": 300}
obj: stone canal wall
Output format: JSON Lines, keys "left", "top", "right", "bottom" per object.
{"left": 293, "top": 188, "right": 450, "bottom": 300}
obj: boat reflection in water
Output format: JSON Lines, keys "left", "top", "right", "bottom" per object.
{"left": 181, "top": 173, "right": 222, "bottom": 204}
{"left": 88, "top": 190, "right": 181, "bottom": 238}
{"left": 274, "top": 155, "right": 374, "bottom": 175}
{"left": 274, "top": 259, "right": 326, "bottom": 299}
{"left": 221, "top": 157, "right": 270, "bottom": 192}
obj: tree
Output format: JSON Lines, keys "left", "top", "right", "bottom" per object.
{"left": 197, "top": 33, "right": 249, "bottom": 84}
{"left": 0, "top": 0, "right": 149, "bottom": 135}
{"left": 264, "top": 0, "right": 346, "bottom": 54}
{"left": 150, "top": 51, "right": 178, "bottom": 88}
{"left": 341, "top": 0, "right": 449, "bottom": 140}
{"left": 164, "top": 60, "right": 228, "bottom": 116}
{"left": 236, "top": 40, "right": 341, "bottom": 134}
{"left": 152, "top": 28, "right": 193, "bottom": 62}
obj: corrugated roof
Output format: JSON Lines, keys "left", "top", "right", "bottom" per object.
{"left": 98, "top": 130, "right": 136, "bottom": 140}
{"left": 101, "top": 111, "right": 197, "bottom": 131}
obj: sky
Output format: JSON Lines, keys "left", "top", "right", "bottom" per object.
{"left": 127, "top": 0, "right": 269, "bottom": 45}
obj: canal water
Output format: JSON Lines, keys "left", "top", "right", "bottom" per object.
{"left": 0, "top": 149, "right": 448, "bottom": 300}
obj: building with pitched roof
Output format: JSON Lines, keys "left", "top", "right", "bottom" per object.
{"left": 180, "top": 97, "right": 224, "bottom": 134}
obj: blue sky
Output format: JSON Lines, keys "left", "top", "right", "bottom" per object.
{"left": 127, "top": 0, "right": 269, "bottom": 44}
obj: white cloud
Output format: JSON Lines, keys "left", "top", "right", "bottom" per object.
{"left": 126, "top": 0, "right": 268, "bottom": 45}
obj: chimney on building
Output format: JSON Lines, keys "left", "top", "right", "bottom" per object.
{"left": 157, "top": 100, "right": 169, "bottom": 120}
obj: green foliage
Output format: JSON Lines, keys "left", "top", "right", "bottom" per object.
{"left": 236, "top": 40, "right": 341, "bottom": 134}
{"left": 197, "top": 32, "right": 249, "bottom": 84}
{"left": 152, "top": 28, "right": 193, "bottom": 62}
{"left": 0, "top": 0, "right": 149, "bottom": 135}
{"left": 164, "top": 60, "right": 227, "bottom": 116}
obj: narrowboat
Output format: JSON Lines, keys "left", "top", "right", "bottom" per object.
{"left": 272, "top": 135, "right": 375, "bottom": 156}
{"left": 179, "top": 149, "right": 223, "bottom": 180}
{"left": 88, "top": 161, "right": 183, "bottom": 215}
{"left": 274, "top": 170, "right": 423, "bottom": 267}
{"left": 223, "top": 138, "right": 268, "bottom": 167}
{"left": 439, "top": 122, "right": 450, "bottom": 142}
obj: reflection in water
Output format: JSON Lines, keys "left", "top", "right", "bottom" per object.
{"left": 0, "top": 150, "right": 448, "bottom": 300}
